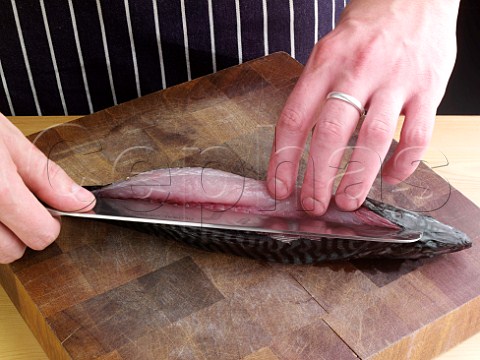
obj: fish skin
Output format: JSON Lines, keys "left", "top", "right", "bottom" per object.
{"left": 92, "top": 167, "right": 472, "bottom": 263}
{"left": 363, "top": 198, "right": 472, "bottom": 258}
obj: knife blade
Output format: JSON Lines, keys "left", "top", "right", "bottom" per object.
{"left": 47, "top": 196, "right": 422, "bottom": 244}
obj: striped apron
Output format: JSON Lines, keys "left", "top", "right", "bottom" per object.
{"left": 0, "top": 0, "right": 349, "bottom": 116}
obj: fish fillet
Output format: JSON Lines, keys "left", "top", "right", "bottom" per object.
{"left": 92, "top": 167, "right": 472, "bottom": 263}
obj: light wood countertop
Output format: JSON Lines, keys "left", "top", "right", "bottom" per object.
{"left": 1, "top": 115, "right": 479, "bottom": 360}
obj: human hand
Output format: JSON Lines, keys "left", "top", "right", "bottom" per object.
{"left": 0, "top": 113, "right": 96, "bottom": 263}
{"left": 267, "top": 0, "right": 460, "bottom": 215}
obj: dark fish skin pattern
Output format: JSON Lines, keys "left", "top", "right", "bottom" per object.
{"left": 363, "top": 199, "right": 471, "bottom": 258}
{"left": 111, "top": 198, "right": 471, "bottom": 264}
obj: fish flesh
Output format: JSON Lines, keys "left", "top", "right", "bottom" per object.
{"left": 91, "top": 167, "right": 471, "bottom": 264}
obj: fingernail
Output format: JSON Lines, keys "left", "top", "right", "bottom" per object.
{"left": 269, "top": 178, "right": 288, "bottom": 199}
{"left": 336, "top": 186, "right": 362, "bottom": 211}
{"left": 302, "top": 197, "right": 325, "bottom": 215}
{"left": 336, "top": 194, "right": 360, "bottom": 211}
{"left": 268, "top": 178, "right": 288, "bottom": 199}
{"left": 71, "top": 183, "right": 95, "bottom": 203}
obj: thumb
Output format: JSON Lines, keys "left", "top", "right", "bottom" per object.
{"left": 5, "top": 131, "right": 96, "bottom": 212}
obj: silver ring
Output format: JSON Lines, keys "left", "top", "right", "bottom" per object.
{"left": 326, "top": 91, "right": 366, "bottom": 119}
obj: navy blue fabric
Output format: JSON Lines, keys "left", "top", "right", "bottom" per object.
{"left": 0, "top": 0, "right": 349, "bottom": 116}
{"left": 212, "top": 0, "right": 240, "bottom": 71}
{"left": 267, "top": 0, "right": 290, "bottom": 55}
{"left": 157, "top": 0, "right": 189, "bottom": 86}
{"left": 43, "top": 0, "right": 91, "bottom": 114}
{"left": 101, "top": 0, "right": 138, "bottom": 103}
{"left": 129, "top": 1, "right": 164, "bottom": 96}
{"left": 0, "top": 1, "right": 40, "bottom": 115}
{"left": 0, "top": 77, "right": 9, "bottom": 116}
{"left": 239, "top": 0, "right": 264, "bottom": 62}
{"left": 16, "top": 1, "right": 64, "bottom": 115}
{"left": 185, "top": 0, "right": 214, "bottom": 78}
{"left": 294, "top": 0, "right": 315, "bottom": 64}
{"left": 72, "top": 0, "right": 116, "bottom": 111}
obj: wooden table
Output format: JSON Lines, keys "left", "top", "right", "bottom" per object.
{"left": 0, "top": 114, "right": 478, "bottom": 359}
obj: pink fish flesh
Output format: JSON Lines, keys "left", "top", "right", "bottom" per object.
{"left": 93, "top": 167, "right": 399, "bottom": 230}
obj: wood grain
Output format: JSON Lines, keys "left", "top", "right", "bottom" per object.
{"left": 1, "top": 53, "right": 480, "bottom": 360}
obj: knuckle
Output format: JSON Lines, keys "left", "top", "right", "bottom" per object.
{"left": 45, "top": 160, "right": 64, "bottom": 179}
{"left": 403, "top": 127, "right": 431, "bottom": 148}
{"left": 350, "top": 50, "right": 371, "bottom": 77}
{"left": 345, "top": 31, "right": 389, "bottom": 79}
{"left": 0, "top": 255, "right": 14, "bottom": 265}
{"left": 0, "top": 184, "right": 13, "bottom": 202}
{"left": 315, "top": 117, "right": 345, "bottom": 140}
{"left": 316, "top": 35, "right": 336, "bottom": 52}
{"left": 311, "top": 36, "right": 339, "bottom": 64}
{"left": 16, "top": 141, "right": 39, "bottom": 168}
{"left": 29, "top": 227, "right": 60, "bottom": 251}
{"left": 0, "top": 243, "right": 26, "bottom": 265}
{"left": 0, "top": 169, "right": 18, "bottom": 201}
{"left": 415, "top": 68, "right": 445, "bottom": 94}
{"left": 348, "top": 38, "right": 381, "bottom": 77}
{"left": 363, "top": 117, "right": 393, "bottom": 140}
{"left": 313, "top": 177, "right": 335, "bottom": 192}
{"left": 278, "top": 107, "right": 307, "bottom": 133}
{"left": 304, "top": 174, "right": 335, "bottom": 193}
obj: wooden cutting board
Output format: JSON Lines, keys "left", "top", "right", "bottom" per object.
{"left": 1, "top": 52, "right": 479, "bottom": 360}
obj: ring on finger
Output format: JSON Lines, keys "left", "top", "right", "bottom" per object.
{"left": 326, "top": 91, "right": 367, "bottom": 120}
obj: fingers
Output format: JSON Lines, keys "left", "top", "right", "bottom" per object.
{"left": 266, "top": 0, "right": 454, "bottom": 216}
{"left": 0, "top": 138, "right": 62, "bottom": 251}
{"left": 269, "top": 84, "right": 435, "bottom": 215}
{"left": 335, "top": 91, "right": 403, "bottom": 210}
{"left": 13, "top": 141, "right": 95, "bottom": 212}
{"left": 0, "top": 223, "right": 26, "bottom": 264}
{"left": 0, "top": 113, "right": 96, "bottom": 264}
{"left": 300, "top": 91, "right": 366, "bottom": 215}
{"left": 266, "top": 58, "right": 332, "bottom": 200}
{"left": 1, "top": 115, "right": 95, "bottom": 212}
{"left": 382, "top": 97, "right": 436, "bottom": 184}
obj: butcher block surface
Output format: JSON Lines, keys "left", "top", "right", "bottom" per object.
{"left": 1, "top": 53, "right": 480, "bottom": 360}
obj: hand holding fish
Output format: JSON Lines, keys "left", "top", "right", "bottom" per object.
{"left": 267, "top": 0, "right": 460, "bottom": 215}
{"left": 0, "top": 113, "right": 96, "bottom": 264}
